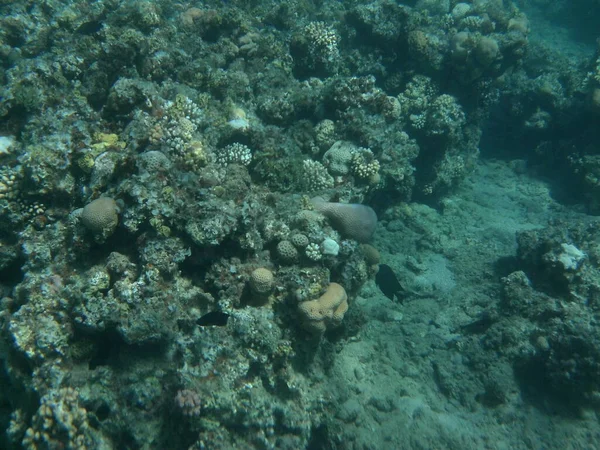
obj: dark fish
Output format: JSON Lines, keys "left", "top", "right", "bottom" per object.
{"left": 459, "top": 311, "right": 495, "bottom": 334}
{"left": 197, "top": 311, "right": 229, "bottom": 326}
{"left": 375, "top": 264, "right": 405, "bottom": 303}
{"left": 76, "top": 20, "right": 104, "bottom": 35}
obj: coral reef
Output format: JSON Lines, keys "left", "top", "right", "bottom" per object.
{"left": 0, "top": 0, "right": 599, "bottom": 448}
{"left": 497, "top": 220, "right": 600, "bottom": 408}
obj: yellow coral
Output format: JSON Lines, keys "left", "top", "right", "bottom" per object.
{"left": 298, "top": 282, "right": 348, "bottom": 333}
{"left": 76, "top": 153, "right": 95, "bottom": 173}
{"left": 92, "top": 132, "right": 126, "bottom": 152}
{"left": 186, "top": 140, "right": 207, "bottom": 169}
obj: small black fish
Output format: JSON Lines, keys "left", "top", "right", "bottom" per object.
{"left": 460, "top": 311, "right": 495, "bottom": 334}
{"left": 76, "top": 20, "right": 104, "bottom": 35}
{"left": 375, "top": 264, "right": 405, "bottom": 303}
{"left": 197, "top": 311, "right": 229, "bottom": 327}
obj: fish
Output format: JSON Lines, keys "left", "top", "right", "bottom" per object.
{"left": 76, "top": 20, "right": 104, "bottom": 35}
{"left": 197, "top": 311, "right": 230, "bottom": 327}
{"left": 375, "top": 264, "right": 405, "bottom": 302}
{"left": 375, "top": 264, "right": 432, "bottom": 303}
{"left": 459, "top": 311, "right": 495, "bottom": 334}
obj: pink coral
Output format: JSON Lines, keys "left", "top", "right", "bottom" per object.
{"left": 311, "top": 197, "right": 377, "bottom": 243}
{"left": 175, "top": 389, "right": 202, "bottom": 417}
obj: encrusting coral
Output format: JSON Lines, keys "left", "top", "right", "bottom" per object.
{"left": 298, "top": 282, "right": 348, "bottom": 334}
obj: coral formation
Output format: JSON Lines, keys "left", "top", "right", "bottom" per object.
{"left": 216, "top": 142, "right": 253, "bottom": 167}
{"left": 305, "top": 242, "right": 323, "bottom": 261}
{"left": 276, "top": 240, "right": 299, "bottom": 264}
{"left": 79, "top": 197, "right": 119, "bottom": 240}
{"left": 323, "top": 141, "right": 357, "bottom": 176}
{"left": 290, "top": 233, "right": 310, "bottom": 248}
{"left": 22, "top": 388, "right": 102, "bottom": 449}
{"left": 321, "top": 238, "right": 340, "bottom": 256}
{"left": 0, "top": 0, "right": 598, "bottom": 448}
{"left": 249, "top": 267, "right": 275, "bottom": 295}
{"left": 311, "top": 197, "right": 378, "bottom": 243}
{"left": 174, "top": 389, "right": 202, "bottom": 418}
{"left": 301, "top": 159, "right": 334, "bottom": 192}
{"left": 361, "top": 243, "right": 380, "bottom": 267}
{"left": 298, "top": 282, "right": 348, "bottom": 334}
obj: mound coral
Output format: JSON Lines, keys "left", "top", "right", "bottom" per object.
{"left": 298, "top": 282, "right": 348, "bottom": 334}
{"left": 80, "top": 197, "right": 119, "bottom": 240}
{"left": 311, "top": 197, "right": 377, "bottom": 243}
{"left": 249, "top": 267, "right": 275, "bottom": 295}
{"left": 276, "top": 240, "right": 299, "bottom": 263}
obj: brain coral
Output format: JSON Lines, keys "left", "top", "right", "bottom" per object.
{"left": 298, "top": 282, "right": 348, "bottom": 333}
{"left": 290, "top": 233, "right": 309, "bottom": 248}
{"left": 276, "top": 240, "right": 299, "bottom": 263}
{"left": 81, "top": 197, "right": 119, "bottom": 239}
{"left": 311, "top": 197, "right": 377, "bottom": 243}
{"left": 137, "top": 150, "right": 172, "bottom": 172}
{"left": 322, "top": 141, "right": 358, "bottom": 176}
{"left": 249, "top": 268, "right": 274, "bottom": 295}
